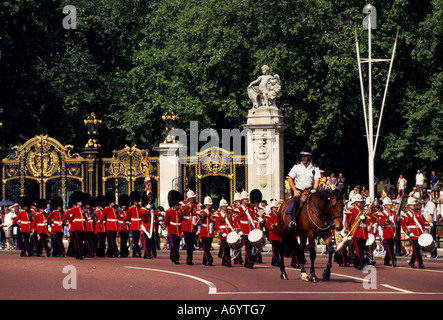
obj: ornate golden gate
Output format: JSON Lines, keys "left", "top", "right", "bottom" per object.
{"left": 182, "top": 146, "right": 247, "bottom": 204}
{"left": 1, "top": 136, "right": 159, "bottom": 204}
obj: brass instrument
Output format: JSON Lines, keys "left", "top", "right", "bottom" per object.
{"left": 336, "top": 211, "right": 365, "bottom": 251}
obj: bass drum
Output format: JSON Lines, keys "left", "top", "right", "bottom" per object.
{"left": 248, "top": 229, "right": 266, "bottom": 249}
{"left": 226, "top": 231, "right": 243, "bottom": 251}
{"left": 365, "top": 233, "right": 376, "bottom": 252}
{"left": 418, "top": 233, "right": 436, "bottom": 252}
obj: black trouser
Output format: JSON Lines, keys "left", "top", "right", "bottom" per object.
{"left": 353, "top": 237, "right": 366, "bottom": 269}
{"left": 96, "top": 232, "right": 106, "bottom": 257}
{"left": 35, "top": 233, "right": 51, "bottom": 256}
{"left": 120, "top": 232, "right": 129, "bottom": 257}
{"left": 131, "top": 230, "right": 141, "bottom": 257}
{"left": 219, "top": 239, "right": 231, "bottom": 265}
{"left": 183, "top": 231, "right": 196, "bottom": 262}
{"left": 201, "top": 237, "right": 213, "bottom": 265}
{"left": 169, "top": 234, "right": 181, "bottom": 262}
{"left": 242, "top": 234, "right": 254, "bottom": 267}
{"left": 106, "top": 230, "right": 119, "bottom": 257}
{"left": 51, "top": 231, "right": 65, "bottom": 256}
{"left": 409, "top": 238, "right": 423, "bottom": 266}
{"left": 72, "top": 230, "right": 85, "bottom": 259}
{"left": 143, "top": 233, "right": 157, "bottom": 257}
{"left": 83, "top": 231, "right": 95, "bottom": 257}
{"left": 384, "top": 238, "right": 397, "bottom": 265}
{"left": 270, "top": 240, "right": 280, "bottom": 266}
{"left": 21, "top": 232, "right": 32, "bottom": 256}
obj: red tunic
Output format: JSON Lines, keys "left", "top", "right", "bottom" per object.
{"left": 118, "top": 210, "right": 130, "bottom": 233}
{"left": 215, "top": 209, "right": 235, "bottom": 240}
{"left": 12, "top": 210, "right": 32, "bottom": 233}
{"left": 84, "top": 209, "right": 95, "bottom": 232}
{"left": 62, "top": 207, "right": 86, "bottom": 232}
{"left": 123, "top": 206, "right": 142, "bottom": 231}
{"left": 100, "top": 206, "right": 119, "bottom": 231}
{"left": 265, "top": 211, "right": 280, "bottom": 241}
{"left": 199, "top": 209, "right": 216, "bottom": 238}
{"left": 377, "top": 210, "right": 396, "bottom": 239}
{"left": 401, "top": 210, "right": 428, "bottom": 239}
{"left": 31, "top": 212, "right": 47, "bottom": 234}
{"left": 164, "top": 208, "right": 182, "bottom": 236}
{"left": 345, "top": 207, "right": 369, "bottom": 240}
{"left": 140, "top": 208, "right": 160, "bottom": 236}
{"left": 94, "top": 209, "right": 106, "bottom": 233}
{"left": 47, "top": 210, "right": 64, "bottom": 233}
{"left": 235, "top": 204, "right": 257, "bottom": 235}
{"left": 180, "top": 200, "right": 200, "bottom": 233}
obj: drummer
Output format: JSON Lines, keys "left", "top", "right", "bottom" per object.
{"left": 235, "top": 190, "right": 257, "bottom": 269}
{"left": 265, "top": 200, "right": 280, "bottom": 267}
{"left": 199, "top": 196, "right": 216, "bottom": 266}
{"left": 365, "top": 197, "right": 378, "bottom": 265}
{"left": 215, "top": 198, "right": 235, "bottom": 267}
{"left": 401, "top": 197, "right": 429, "bottom": 269}
{"left": 231, "top": 192, "right": 243, "bottom": 265}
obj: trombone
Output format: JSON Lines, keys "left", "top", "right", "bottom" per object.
{"left": 336, "top": 212, "right": 366, "bottom": 251}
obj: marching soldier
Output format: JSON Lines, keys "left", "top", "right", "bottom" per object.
{"left": 47, "top": 197, "right": 65, "bottom": 257}
{"left": 402, "top": 197, "right": 429, "bottom": 269}
{"left": 140, "top": 193, "right": 160, "bottom": 259}
{"left": 83, "top": 194, "right": 96, "bottom": 258}
{"left": 265, "top": 200, "right": 280, "bottom": 266}
{"left": 235, "top": 190, "right": 257, "bottom": 269}
{"left": 231, "top": 192, "right": 243, "bottom": 265}
{"left": 9, "top": 197, "right": 33, "bottom": 257}
{"left": 377, "top": 197, "right": 397, "bottom": 267}
{"left": 215, "top": 198, "right": 235, "bottom": 267}
{"left": 344, "top": 194, "right": 371, "bottom": 270}
{"left": 62, "top": 191, "right": 86, "bottom": 260}
{"left": 179, "top": 190, "right": 200, "bottom": 265}
{"left": 199, "top": 196, "right": 216, "bottom": 266}
{"left": 100, "top": 191, "right": 120, "bottom": 257}
{"left": 164, "top": 190, "right": 183, "bottom": 264}
{"left": 123, "top": 191, "right": 143, "bottom": 257}
{"left": 31, "top": 199, "right": 52, "bottom": 257}
{"left": 118, "top": 194, "right": 130, "bottom": 257}
{"left": 94, "top": 195, "right": 108, "bottom": 257}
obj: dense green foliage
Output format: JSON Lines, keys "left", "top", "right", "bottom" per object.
{"left": 0, "top": 0, "right": 441, "bottom": 189}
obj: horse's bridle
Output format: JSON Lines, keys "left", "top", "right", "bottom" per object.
{"left": 306, "top": 192, "right": 343, "bottom": 231}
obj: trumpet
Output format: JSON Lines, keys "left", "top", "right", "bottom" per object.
{"left": 336, "top": 212, "right": 366, "bottom": 251}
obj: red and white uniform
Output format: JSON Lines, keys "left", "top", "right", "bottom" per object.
{"left": 31, "top": 212, "right": 47, "bottom": 234}
{"left": 12, "top": 210, "right": 32, "bottom": 233}
{"left": 100, "top": 206, "right": 119, "bottom": 231}
{"left": 123, "top": 205, "right": 142, "bottom": 231}
{"left": 94, "top": 209, "right": 106, "bottom": 233}
{"left": 180, "top": 200, "right": 200, "bottom": 233}
{"left": 164, "top": 208, "right": 183, "bottom": 236}
{"left": 401, "top": 210, "right": 428, "bottom": 239}
{"left": 265, "top": 211, "right": 279, "bottom": 242}
{"left": 47, "top": 210, "right": 64, "bottom": 233}
{"left": 215, "top": 209, "right": 235, "bottom": 240}
{"left": 199, "top": 209, "right": 216, "bottom": 238}
{"left": 235, "top": 204, "right": 257, "bottom": 235}
{"left": 140, "top": 207, "right": 160, "bottom": 236}
{"left": 62, "top": 207, "right": 86, "bottom": 232}
{"left": 345, "top": 207, "right": 369, "bottom": 239}
{"left": 84, "top": 209, "right": 95, "bottom": 233}
{"left": 118, "top": 209, "right": 130, "bottom": 234}
{"left": 378, "top": 209, "right": 396, "bottom": 239}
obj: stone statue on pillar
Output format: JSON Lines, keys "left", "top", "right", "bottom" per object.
{"left": 247, "top": 65, "right": 282, "bottom": 109}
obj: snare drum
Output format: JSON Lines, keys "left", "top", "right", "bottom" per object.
{"left": 418, "top": 233, "right": 436, "bottom": 252}
{"left": 365, "top": 233, "right": 376, "bottom": 252}
{"left": 227, "top": 231, "right": 243, "bottom": 251}
{"left": 248, "top": 229, "right": 266, "bottom": 249}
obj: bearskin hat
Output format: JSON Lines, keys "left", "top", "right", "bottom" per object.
{"left": 19, "top": 196, "right": 31, "bottom": 209}
{"left": 105, "top": 191, "right": 116, "bottom": 204}
{"left": 168, "top": 190, "right": 182, "bottom": 207}
{"left": 119, "top": 194, "right": 130, "bottom": 207}
{"left": 36, "top": 199, "right": 48, "bottom": 210}
{"left": 250, "top": 189, "right": 263, "bottom": 204}
{"left": 129, "top": 191, "right": 141, "bottom": 203}
{"left": 51, "top": 196, "right": 64, "bottom": 211}
{"left": 69, "top": 191, "right": 84, "bottom": 206}
{"left": 95, "top": 195, "right": 108, "bottom": 208}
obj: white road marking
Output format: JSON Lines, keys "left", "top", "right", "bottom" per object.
{"left": 124, "top": 266, "right": 217, "bottom": 294}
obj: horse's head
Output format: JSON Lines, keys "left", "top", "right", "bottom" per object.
{"left": 327, "top": 189, "right": 344, "bottom": 232}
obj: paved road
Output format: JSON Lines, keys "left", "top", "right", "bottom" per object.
{"left": 1, "top": 250, "right": 442, "bottom": 301}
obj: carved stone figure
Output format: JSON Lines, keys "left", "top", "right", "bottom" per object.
{"left": 247, "top": 65, "right": 282, "bottom": 109}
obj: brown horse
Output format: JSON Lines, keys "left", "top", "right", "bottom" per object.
{"left": 277, "top": 189, "right": 344, "bottom": 282}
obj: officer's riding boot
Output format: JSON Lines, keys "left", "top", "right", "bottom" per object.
{"left": 288, "top": 196, "right": 300, "bottom": 230}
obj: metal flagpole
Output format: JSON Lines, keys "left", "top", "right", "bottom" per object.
{"left": 356, "top": 3, "right": 398, "bottom": 201}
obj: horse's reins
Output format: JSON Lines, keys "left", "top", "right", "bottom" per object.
{"left": 306, "top": 193, "right": 341, "bottom": 231}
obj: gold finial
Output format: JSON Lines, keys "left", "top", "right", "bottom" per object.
{"left": 162, "top": 108, "right": 179, "bottom": 143}
{"left": 84, "top": 112, "right": 102, "bottom": 148}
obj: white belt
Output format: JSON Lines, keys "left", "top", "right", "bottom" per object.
{"left": 359, "top": 224, "right": 367, "bottom": 227}
{"left": 73, "top": 219, "right": 85, "bottom": 222}
{"left": 182, "top": 216, "right": 192, "bottom": 220}
{"left": 53, "top": 221, "right": 62, "bottom": 226}
{"left": 21, "top": 221, "right": 31, "bottom": 224}
{"left": 240, "top": 221, "right": 253, "bottom": 224}
{"left": 170, "top": 222, "right": 181, "bottom": 226}
{"left": 107, "top": 219, "right": 117, "bottom": 222}
{"left": 131, "top": 218, "right": 141, "bottom": 221}
{"left": 37, "top": 223, "right": 46, "bottom": 226}
{"left": 408, "top": 225, "right": 420, "bottom": 228}
{"left": 201, "top": 223, "right": 212, "bottom": 227}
